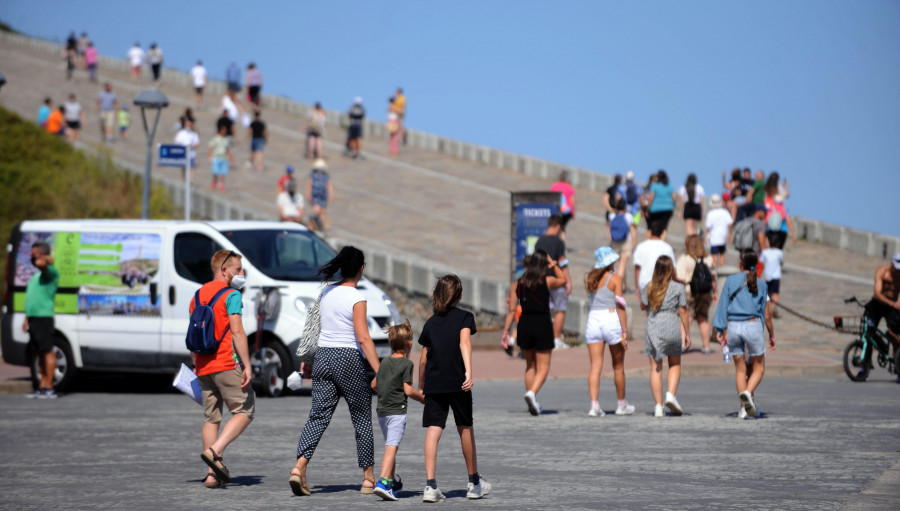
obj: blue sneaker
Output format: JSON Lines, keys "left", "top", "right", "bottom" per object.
{"left": 392, "top": 475, "right": 403, "bottom": 492}
{"left": 374, "top": 479, "right": 398, "bottom": 501}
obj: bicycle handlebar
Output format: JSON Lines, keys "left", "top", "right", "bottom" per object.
{"left": 844, "top": 296, "right": 858, "bottom": 304}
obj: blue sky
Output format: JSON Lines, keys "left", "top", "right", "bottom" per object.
{"left": 3, "top": 1, "right": 899, "bottom": 237}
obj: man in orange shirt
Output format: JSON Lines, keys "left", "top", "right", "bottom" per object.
{"left": 45, "top": 106, "right": 65, "bottom": 136}
{"left": 195, "top": 249, "right": 255, "bottom": 488}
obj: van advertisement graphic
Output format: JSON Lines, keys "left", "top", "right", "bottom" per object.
{"left": 14, "top": 231, "right": 161, "bottom": 316}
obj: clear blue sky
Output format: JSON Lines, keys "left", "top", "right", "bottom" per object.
{"left": 4, "top": 1, "right": 899, "bottom": 236}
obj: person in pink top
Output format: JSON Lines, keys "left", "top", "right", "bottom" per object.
{"left": 550, "top": 171, "right": 576, "bottom": 239}
{"left": 84, "top": 41, "right": 99, "bottom": 82}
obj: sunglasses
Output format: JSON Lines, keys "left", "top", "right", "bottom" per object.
{"left": 221, "top": 250, "right": 237, "bottom": 269}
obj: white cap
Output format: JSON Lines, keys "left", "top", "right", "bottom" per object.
{"left": 892, "top": 253, "right": 900, "bottom": 270}
{"left": 354, "top": 96, "right": 362, "bottom": 105}
{"left": 625, "top": 170, "right": 635, "bottom": 181}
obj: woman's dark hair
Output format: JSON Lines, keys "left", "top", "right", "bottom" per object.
{"left": 731, "top": 168, "right": 742, "bottom": 182}
{"left": 685, "top": 173, "right": 697, "bottom": 203}
{"left": 521, "top": 250, "right": 549, "bottom": 292}
{"left": 613, "top": 173, "right": 622, "bottom": 186}
{"left": 656, "top": 169, "right": 669, "bottom": 186}
{"left": 740, "top": 248, "right": 759, "bottom": 295}
{"left": 432, "top": 274, "right": 462, "bottom": 316}
{"left": 318, "top": 246, "right": 365, "bottom": 282}
{"left": 765, "top": 172, "right": 780, "bottom": 197}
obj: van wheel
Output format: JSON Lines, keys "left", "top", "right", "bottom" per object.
{"left": 254, "top": 341, "right": 290, "bottom": 397}
{"left": 30, "top": 335, "right": 76, "bottom": 393}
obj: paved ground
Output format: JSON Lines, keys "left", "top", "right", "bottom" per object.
{"left": 0, "top": 374, "right": 897, "bottom": 510}
{"left": 0, "top": 36, "right": 892, "bottom": 355}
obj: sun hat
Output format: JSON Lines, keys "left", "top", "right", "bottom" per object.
{"left": 313, "top": 158, "right": 327, "bottom": 169}
{"left": 709, "top": 194, "right": 723, "bottom": 208}
{"left": 594, "top": 246, "right": 620, "bottom": 269}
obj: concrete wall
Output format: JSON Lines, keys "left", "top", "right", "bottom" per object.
{"left": 3, "top": 31, "right": 892, "bottom": 336}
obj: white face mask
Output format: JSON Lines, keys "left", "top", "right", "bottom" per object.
{"left": 228, "top": 270, "right": 246, "bottom": 289}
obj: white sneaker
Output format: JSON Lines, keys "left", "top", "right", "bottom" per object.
{"left": 654, "top": 404, "right": 665, "bottom": 417}
{"left": 615, "top": 401, "right": 636, "bottom": 415}
{"left": 466, "top": 477, "right": 492, "bottom": 499}
{"left": 524, "top": 391, "right": 540, "bottom": 416}
{"left": 588, "top": 406, "right": 605, "bottom": 417}
{"left": 423, "top": 486, "right": 446, "bottom": 503}
{"left": 554, "top": 338, "right": 569, "bottom": 349}
{"left": 738, "top": 407, "right": 748, "bottom": 419}
{"left": 664, "top": 392, "right": 683, "bottom": 416}
{"left": 739, "top": 391, "right": 756, "bottom": 418}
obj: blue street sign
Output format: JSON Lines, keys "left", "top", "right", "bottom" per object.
{"left": 158, "top": 144, "right": 188, "bottom": 167}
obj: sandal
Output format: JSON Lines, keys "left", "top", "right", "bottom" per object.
{"left": 360, "top": 476, "right": 376, "bottom": 494}
{"left": 289, "top": 468, "right": 311, "bottom": 496}
{"left": 204, "top": 473, "right": 222, "bottom": 488}
{"left": 200, "top": 447, "right": 231, "bottom": 483}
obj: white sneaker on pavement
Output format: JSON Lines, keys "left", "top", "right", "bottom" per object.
{"left": 466, "top": 477, "right": 492, "bottom": 499}
{"left": 739, "top": 391, "right": 756, "bottom": 418}
{"left": 423, "top": 486, "right": 446, "bottom": 503}
{"left": 588, "top": 406, "right": 605, "bottom": 417}
{"left": 654, "top": 404, "right": 665, "bottom": 417}
{"left": 738, "top": 407, "right": 748, "bottom": 420}
{"left": 664, "top": 392, "right": 683, "bottom": 416}
{"left": 524, "top": 390, "right": 540, "bottom": 416}
{"left": 615, "top": 401, "right": 635, "bottom": 415}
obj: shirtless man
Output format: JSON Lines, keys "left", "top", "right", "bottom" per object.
{"left": 867, "top": 253, "right": 900, "bottom": 359}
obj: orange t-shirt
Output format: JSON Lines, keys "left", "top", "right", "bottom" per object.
{"left": 46, "top": 110, "right": 64, "bottom": 134}
{"left": 190, "top": 281, "right": 241, "bottom": 376}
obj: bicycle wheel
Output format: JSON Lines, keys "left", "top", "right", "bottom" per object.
{"left": 843, "top": 340, "right": 869, "bottom": 382}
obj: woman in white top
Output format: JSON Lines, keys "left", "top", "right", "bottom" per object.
{"left": 291, "top": 246, "right": 381, "bottom": 496}
{"left": 677, "top": 173, "right": 705, "bottom": 236}
{"left": 277, "top": 179, "right": 305, "bottom": 223}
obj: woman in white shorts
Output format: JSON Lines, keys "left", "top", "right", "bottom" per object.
{"left": 584, "top": 247, "right": 635, "bottom": 417}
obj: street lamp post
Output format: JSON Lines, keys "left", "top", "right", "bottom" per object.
{"left": 133, "top": 88, "right": 169, "bottom": 220}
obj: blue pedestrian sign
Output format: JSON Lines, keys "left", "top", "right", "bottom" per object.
{"left": 158, "top": 144, "right": 188, "bottom": 167}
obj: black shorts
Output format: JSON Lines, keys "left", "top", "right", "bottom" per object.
{"left": 865, "top": 299, "right": 900, "bottom": 336}
{"left": 28, "top": 317, "right": 55, "bottom": 352}
{"left": 194, "top": 86, "right": 204, "bottom": 95}
{"left": 66, "top": 120, "right": 81, "bottom": 130}
{"left": 307, "top": 129, "right": 321, "bottom": 139}
{"left": 766, "top": 279, "right": 781, "bottom": 295}
{"left": 710, "top": 245, "right": 726, "bottom": 255}
{"left": 517, "top": 313, "right": 554, "bottom": 351}
{"left": 423, "top": 391, "right": 473, "bottom": 428}
{"left": 647, "top": 210, "right": 673, "bottom": 231}
{"left": 348, "top": 124, "right": 362, "bottom": 140}
{"left": 683, "top": 202, "right": 702, "bottom": 221}
{"left": 248, "top": 85, "right": 261, "bottom": 104}
{"left": 560, "top": 212, "right": 573, "bottom": 231}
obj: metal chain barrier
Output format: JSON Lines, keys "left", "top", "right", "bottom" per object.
{"left": 772, "top": 302, "right": 858, "bottom": 335}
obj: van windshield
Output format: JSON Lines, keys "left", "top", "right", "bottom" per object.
{"left": 221, "top": 229, "right": 336, "bottom": 281}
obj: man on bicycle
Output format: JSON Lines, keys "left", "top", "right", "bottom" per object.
{"left": 867, "top": 253, "right": 900, "bottom": 360}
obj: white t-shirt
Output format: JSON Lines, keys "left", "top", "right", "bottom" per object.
{"left": 222, "top": 95, "right": 239, "bottom": 121}
{"left": 760, "top": 248, "right": 784, "bottom": 281}
{"left": 190, "top": 65, "right": 207, "bottom": 87}
{"left": 63, "top": 101, "right": 82, "bottom": 122}
{"left": 277, "top": 191, "right": 304, "bottom": 219}
{"left": 677, "top": 184, "right": 705, "bottom": 204}
{"left": 174, "top": 129, "right": 200, "bottom": 158}
{"left": 632, "top": 239, "right": 675, "bottom": 290}
{"left": 317, "top": 286, "right": 367, "bottom": 349}
{"left": 705, "top": 208, "right": 733, "bottom": 247}
{"left": 127, "top": 47, "right": 145, "bottom": 67}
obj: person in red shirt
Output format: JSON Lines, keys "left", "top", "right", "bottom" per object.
{"left": 277, "top": 165, "right": 295, "bottom": 193}
{"left": 195, "top": 249, "right": 255, "bottom": 488}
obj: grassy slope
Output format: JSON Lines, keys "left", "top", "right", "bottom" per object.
{"left": 0, "top": 105, "right": 174, "bottom": 295}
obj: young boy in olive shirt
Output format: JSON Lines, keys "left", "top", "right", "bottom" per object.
{"left": 371, "top": 321, "right": 424, "bottom": 501}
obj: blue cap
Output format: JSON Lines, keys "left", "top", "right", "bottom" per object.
{"left": 286, "top": 165, "right": 294, "bottom": 173}
{"left": 594, "top": 246, "right": 620, "bottom": 269}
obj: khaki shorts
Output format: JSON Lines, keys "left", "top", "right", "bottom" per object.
{"left": 198, "top": 367, "right": 256, "bottom": 423}
{"left": 100, "top": 111, "right": 116, "bottom": 131}
{"left": 610, "top": 238, "right": 633, "bottom": 257}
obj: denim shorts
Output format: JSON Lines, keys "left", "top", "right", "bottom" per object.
{"left": 726, "top": 318, "right": 765, "bottom": 357}
{"left": 378, "top": 414, "right": 407, "bottom": 446}
{"left": 212, "top": 157, "right": 229, "bottom": 176}
{"left": 250, "top": 137, "right": 265, "bottom": 152}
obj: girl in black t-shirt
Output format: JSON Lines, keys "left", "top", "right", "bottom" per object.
{"left": 501, "top": 250, "right": 565, "bottom": 416}
{"left": 417, "top": 275, "right": 491, "bottom": 501}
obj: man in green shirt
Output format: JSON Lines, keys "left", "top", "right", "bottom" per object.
{"left": 23, "top": 241, "right": 60, "bottom": 399}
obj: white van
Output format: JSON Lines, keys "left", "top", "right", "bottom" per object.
{"left": 1, "top": 220, "right": 400, "bottom": 395}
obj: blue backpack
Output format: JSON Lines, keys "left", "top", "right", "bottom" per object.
{"left": 610, "top": 213, "right": 629, "bottom": 242}
{"left": 185, "top": 287, "right": 233, "bottom": 354}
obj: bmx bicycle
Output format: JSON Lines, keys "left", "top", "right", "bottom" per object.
{"left": 837, "top": 296, "right": 898, "bottom": 382}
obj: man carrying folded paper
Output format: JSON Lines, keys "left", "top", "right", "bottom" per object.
{"left": 193, "top": 249, "right": 256, "bottom": 488}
